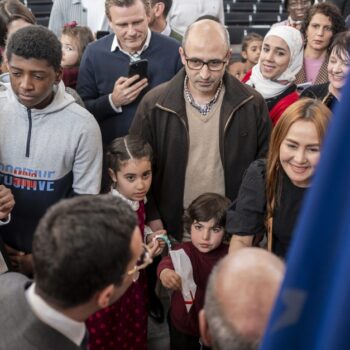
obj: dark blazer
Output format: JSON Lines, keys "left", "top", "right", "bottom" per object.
{"left": 0, "top": 272, "right": 81, "bottom": 350}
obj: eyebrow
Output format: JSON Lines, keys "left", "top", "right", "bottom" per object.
{"left": 264, "top": 43, "right": 287, "bottom": 52}
{"left": 285, "top": 138, "right": 320, "bottom": 146}
{"left": 9, "top": 65, "right": 47, "bottom": 74}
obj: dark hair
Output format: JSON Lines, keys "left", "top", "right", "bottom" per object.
{"left": 61, "top": 24, "right": 94, "bottom": 65}
{"left": 241, "top": 33, "right": 263, "bottom": 63}
{"left": 329, "top": 30, "right": 350, "bottom": 59}
{"left": 33, "top": 195, "right": 137, "bottom": 309}
{"left": 301, "top": 2, "right": 346, "bottom": 47}
{"left": 150, "top": 0, "right": 172, "bottom": 17}
{"left": 241, "top": 33, "right": 263, "bottom": 53}
{"left": 0, "top": 0, "right": 36, "bottom": 47}
{"left": 102, "top": 135, "right": 153, "bottom": 192}
{"left": 105, "top": 0, "right": 151, "bottom": 19}
{"left": 6, "top": 25, "right": 62, "bottom": 71}
{"left": 183, "top": 193, "right": 231, "bottom": 234}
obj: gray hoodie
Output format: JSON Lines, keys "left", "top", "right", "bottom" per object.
{"left": 0, "top": 81, "right": 103, "bottom": 252}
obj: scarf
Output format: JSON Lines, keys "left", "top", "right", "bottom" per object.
{"left": 246, "top": 26, "right": 303, "bottom": 99}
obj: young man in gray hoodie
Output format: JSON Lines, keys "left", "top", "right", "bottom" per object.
{"left": 0, "top": 25, "right": 102, "bottom": 276}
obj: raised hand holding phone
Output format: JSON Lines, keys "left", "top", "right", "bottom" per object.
{"left": 111, "top": 73, "right": 148, "bottom": 108}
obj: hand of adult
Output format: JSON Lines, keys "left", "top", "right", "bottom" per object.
{"left": 111, "top": 75, "right": 148, "bottom": 107}
{"left": 5, "top": 244, "right": 33, "bottom": 276}
{"left": 160, "top": 268, "right": 182, "bottom": 291}
{"left": 0, "top": 185, "right": 14, "bottom": 220}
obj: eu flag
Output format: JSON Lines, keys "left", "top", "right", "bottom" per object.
{"left": 260, "top": 75, "right": 350, "bottom": 350}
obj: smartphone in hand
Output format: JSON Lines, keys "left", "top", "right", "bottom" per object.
{"left": 128, "top": 59, "right": 148, "bottom": 83}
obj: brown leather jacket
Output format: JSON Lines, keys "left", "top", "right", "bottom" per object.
{"left": 130, "top": 69, "right": 272, "bottom": 240}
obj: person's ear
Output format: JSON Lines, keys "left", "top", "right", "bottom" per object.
{"left": 241, "top": 51, "right": 248, "bottom": 60}
{"left": 55, "top": 67, "right": 63, "bottom": 83}
{"left": 179, "top": 47, "right": 186, "bottom": 66}
{"left": 199, "top": 309, "right": 212, "bottom": 346}
{"left": 108, "top": 168, "right": 117, "bottom": 184}
{"left": 96, "top": 284, "right": 116, "bottom": 309}
{"left": 154, "top": 2, "right": 165, "bottom": 18}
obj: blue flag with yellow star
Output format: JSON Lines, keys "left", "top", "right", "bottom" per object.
{"left": 260, "top": 75, "right": 350, "bottom": 350}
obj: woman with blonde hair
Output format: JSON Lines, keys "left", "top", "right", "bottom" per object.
{"left": 227, "top": 98, "right": 331, "bottom": 258}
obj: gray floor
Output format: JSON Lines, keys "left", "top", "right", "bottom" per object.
{"left": 148, "top": 285, "right": 171, "bottom": 350}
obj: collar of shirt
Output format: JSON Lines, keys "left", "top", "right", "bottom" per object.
{"left": 25, "top": 283, "right": 86, "bottom": 347}
{"left": 110, "top": 28, "right": 152, "bottom": 58}
{"left": 161, "top": 22, "right": 171, "bottom": 36}
{"left": 288, "top": 16, "right": 303, "bottom": 27}
{"left": 183, "top": 75, "right": 223, "bottom": 116}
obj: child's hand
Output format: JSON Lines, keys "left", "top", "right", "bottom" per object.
{"left": 146, "top": 230, "right": 167, "bottom": 257}
{"left": 159, "top": 268, "right": 182, "bottom": 291}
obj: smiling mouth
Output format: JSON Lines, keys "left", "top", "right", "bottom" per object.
{"left": 290, "top": 164, "right": 309, "bottom": 174}
{"left": 262, "top": 64, "right": 275, "bottom": 71}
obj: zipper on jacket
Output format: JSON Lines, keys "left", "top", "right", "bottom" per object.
{"left": 25, "top": 108, "right": 32, "bottom": 158}
{"left": 155, "top": 103, "right": 190, "bottom": 170}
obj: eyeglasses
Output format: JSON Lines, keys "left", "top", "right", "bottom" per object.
{"left": 184, "top": 53, "right": 228, "bottom": 71}
{"left": 127, "top": 243, "right": 153, "bottom": 282}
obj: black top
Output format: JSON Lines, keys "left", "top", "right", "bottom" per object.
{"left": 273, "top": 168, "right": 306, "bottom": 257}
{"left": 226, "top": 159, "right": 306, "bottom": 258}
{"left": 301, "top": 82, "right": 338, "bottom": 110}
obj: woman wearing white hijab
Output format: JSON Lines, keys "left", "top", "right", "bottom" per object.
{"left": 243, "top": 26, "right": 304, "bottom": 125}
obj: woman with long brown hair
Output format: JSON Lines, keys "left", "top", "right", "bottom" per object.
{"left": 227, "top": 98, "right": 331, "bottom": 258}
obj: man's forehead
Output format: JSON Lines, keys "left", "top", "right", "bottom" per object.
{"left": 109, "top": 0, "right": 148, "bottom": 21}
{"left": 184, "top": 22, "right": 228, "bottom": 53}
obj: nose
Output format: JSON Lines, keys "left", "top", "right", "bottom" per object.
{"left": 199, "top": 64, "right": 210, "bottom": 79}
{"left": 294, "top": 149, "right": 306, "bottom": 163}
{"left": 333, "top": 61, "right": 343, "bottom": 73}
{"left": 316, "top": 27, "right": 324, "bottom": 37}
{"left": 136, "top": 178, "right": 146, "bottom": 190}
{"left": 202, "top": 228, "right": 210, "bottom": 241}
{"left": 127, "top": 24, "right": 137, "bottom": 36}
{"left": 20, "top": 75, "right": 34, "bottom": 91}
{"left": 264, "top": 50, "right": 274, "bottom": 62}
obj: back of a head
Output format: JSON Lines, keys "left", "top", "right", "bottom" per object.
{"left": 0, "top": 0, "right": 36, "bottom": 46}
{"left": 6, "top": 25, "right": 61, "bottom": 71}
{"left": 32, "top": 195, "right": 137, "bottom": 309}
{"left": 150, "top": 0, "right": 172, "bottom": 17}
{"left": 204, "top": 248, "right": 285, "bottom": 350}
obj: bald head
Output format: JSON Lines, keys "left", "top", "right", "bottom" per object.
{"left": 201, "top": 248, "right": 285, "bottom": 350}
{"left": 182, "top": 19, "right": 230, "bottom": 52}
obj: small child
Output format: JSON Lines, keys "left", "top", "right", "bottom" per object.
{"left": 157, "top": 193, "right": 231, "bottom": 350}
{"left": 241, "top": 32, "right": 263, "bottom": 72}
{"left": 227, "top": 57, "right": 247, "bottom": 81}
{"left": 87, "top": 135, "right": 165, "bottom": 350}
{"left": 60, "top": 21, "right": 94, "bottom": 88}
